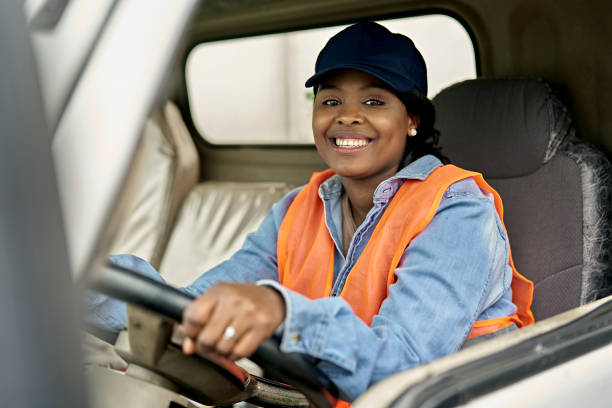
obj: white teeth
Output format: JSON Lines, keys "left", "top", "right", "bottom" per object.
{"left": 335, "top": 138, "right": 368, "bottom": 147}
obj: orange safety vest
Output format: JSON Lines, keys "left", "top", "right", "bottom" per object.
{"left": 278, "top": 164, "right": 534, "bottom": 340}
{"left": 278, "top": 165, "right": 534, "bottom": 408}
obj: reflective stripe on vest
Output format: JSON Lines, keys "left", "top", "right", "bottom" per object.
{"left": 278, "top": 165, "right": 534, "bottom": 340}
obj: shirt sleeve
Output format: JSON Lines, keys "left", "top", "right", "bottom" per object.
{"left": 258, "top": 180, "right": 513, "bottom": 401}
{"left": 84, "top": 253, "right": 166, "bottom": 333}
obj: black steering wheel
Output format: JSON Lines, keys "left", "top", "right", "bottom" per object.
{"left": 92, "top": 261, "right": 338, "bottom": 408}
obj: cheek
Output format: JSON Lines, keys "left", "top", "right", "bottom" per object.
{"left": 312, "top": 109, "right": 326, "bottom": 134}
{"left": 379, "top": 115, "right": 409, "bottom": 141}
{"left": 381, "top": 116, "right": 409, "bottom": 160}
{"left": 312, "top": 110, "right": 333, "bottom": 146}
{"left": 311, "top": 111, "right": 328, "bottom": 154}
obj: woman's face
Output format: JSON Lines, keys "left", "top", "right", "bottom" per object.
{"left": 312, "top": 69, "right": 417, "bottom": 184}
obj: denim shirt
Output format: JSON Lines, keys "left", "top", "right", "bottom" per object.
{"left": 88, "top": 155, "right": 516, "bottom": 401}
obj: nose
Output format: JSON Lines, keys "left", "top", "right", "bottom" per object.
{"left": 336, "top": 101, "right": 363, "bottom": 125}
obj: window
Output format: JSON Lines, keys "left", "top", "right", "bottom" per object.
{"left": 186, "top": 14, "right": 476, "bottom": 144}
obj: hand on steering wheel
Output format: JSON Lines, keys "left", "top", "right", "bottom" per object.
{"left": 94, "top": 264, "right": 337, "bottom": 407}
{"left": 182, "top": 283, "right": 286, "bottom": 361}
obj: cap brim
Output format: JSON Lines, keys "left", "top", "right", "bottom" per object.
{"left": 304, "top": 63, "right": 419, "bottom": 94}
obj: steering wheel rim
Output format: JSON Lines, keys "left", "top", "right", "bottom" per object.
{"left": 91, "top": 261, "right": 338, "bottom": 408}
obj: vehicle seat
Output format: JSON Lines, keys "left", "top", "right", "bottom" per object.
{"left": 109, "top": 101, "right": 200, "bottom": 269}
{"left": 158, "top": 181, "right": 295, "bottom": 287}
{"left": 109, "top": 100, "right": 295, "bottom": 287}
{"left": 433, "top": 78, "right": 612, "bottom": 320}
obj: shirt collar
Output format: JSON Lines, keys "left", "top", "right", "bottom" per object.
{"left": 318, "top": 154, "right": 443, "bottom": 204}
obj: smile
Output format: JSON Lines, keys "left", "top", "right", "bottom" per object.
{"left": 333, "top": 138, "right": 370, "bottom": 148}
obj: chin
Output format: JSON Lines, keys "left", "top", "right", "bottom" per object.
{"left": 332, "top": 166, "right": 371, "bottom": 180}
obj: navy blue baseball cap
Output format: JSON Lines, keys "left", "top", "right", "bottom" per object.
{"left": 305, "top": 22, "right": 428, "bottom": 95}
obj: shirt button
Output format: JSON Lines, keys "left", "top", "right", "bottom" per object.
{"left": 292, "top": 333, "right": 301, "bottom": 343}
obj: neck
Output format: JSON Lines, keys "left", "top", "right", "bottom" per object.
{"left": 341, "top": 176, "right": 382, "bottom": 226}
{"left": 337, "top": 163, "right": 402, "bottom": 225}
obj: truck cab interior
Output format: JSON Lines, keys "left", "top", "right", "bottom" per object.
{"left": 1, "top": 0, "right": 611, "bottom": 407}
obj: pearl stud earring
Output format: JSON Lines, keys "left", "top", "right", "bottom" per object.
{"left": 409, "top": 128, "right": 417, "bottom": 136}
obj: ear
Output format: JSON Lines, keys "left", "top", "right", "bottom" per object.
{"left": 407, "top": 114, "right": 421, "bottom": 137}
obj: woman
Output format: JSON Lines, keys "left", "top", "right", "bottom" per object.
{"left": 96, "top": 22, "right": 534, "bottom": 402}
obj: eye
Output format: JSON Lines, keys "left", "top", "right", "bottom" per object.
{"left": 364, "top": 98, "right": 384, "bottom": 106}
{"left": 322, "top": 98, "right": 340, "bottom": 106}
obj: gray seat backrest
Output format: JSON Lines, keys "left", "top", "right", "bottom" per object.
{"left": 433, "top": 78, "right": 612, "bottom": 320}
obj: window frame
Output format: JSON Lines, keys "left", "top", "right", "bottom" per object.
{"left": 182, "top": 9, "right": 481, "bottom": 149}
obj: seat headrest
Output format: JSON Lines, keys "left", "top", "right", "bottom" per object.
{"left": 433, "top": 78, "right": 574, "bottom": 178}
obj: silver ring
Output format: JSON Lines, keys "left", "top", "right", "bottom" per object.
{"left": 222, "top": 326, "right": 238, "bottom": 342}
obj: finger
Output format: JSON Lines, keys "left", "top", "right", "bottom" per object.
{"left": 195, "top": 303, "right": 234, "bottom": 350}
{"left": 182, "top": 295, "right": 216, "bottom": 339}
{"left": 215, "top": 318, "right": 251, "bottom": 356}
{"left": 228, "top": 329, "right": 268, "bottom": 361}
{"left": 182, "top": 337, "right": 196, "bottom": 355}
